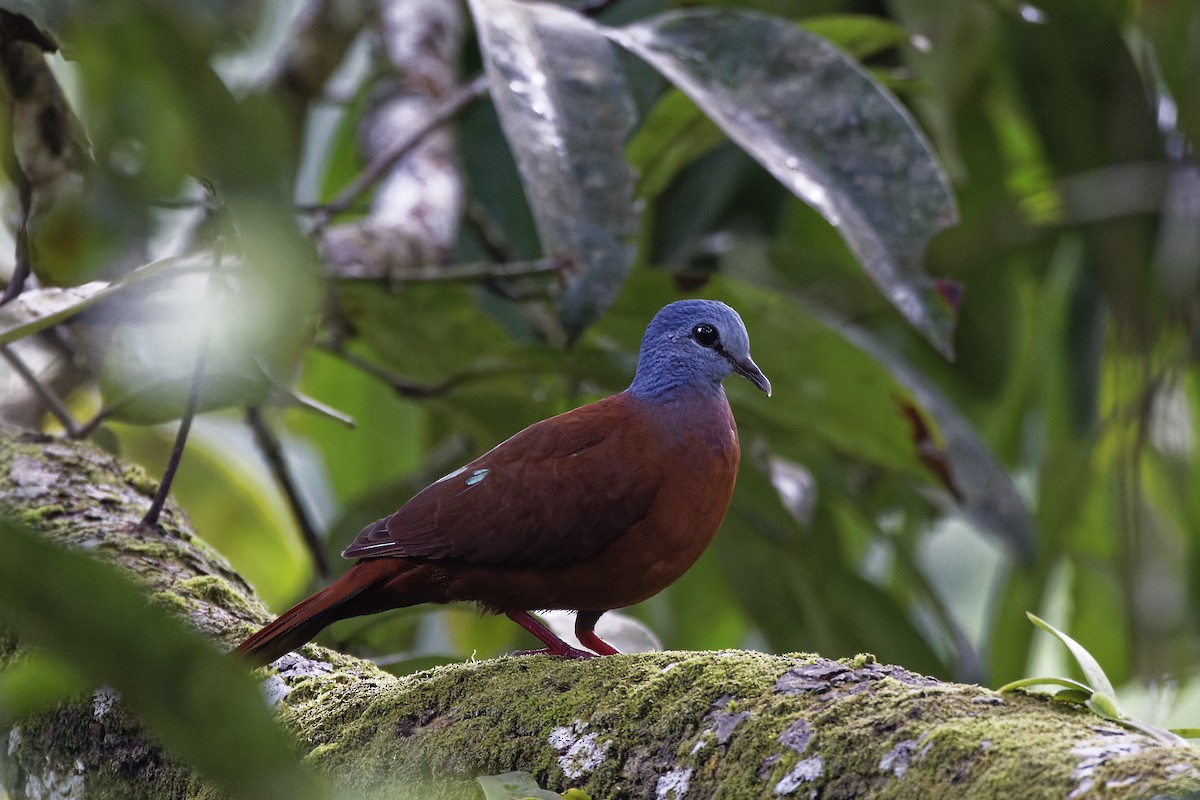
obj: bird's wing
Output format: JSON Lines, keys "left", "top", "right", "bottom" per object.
{"left": 342, "top": 394, "right": 664, "bottom": 568}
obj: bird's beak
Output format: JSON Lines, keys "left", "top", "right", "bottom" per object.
{"left": 728, "top": 353, "right": 772, "bottom": 397}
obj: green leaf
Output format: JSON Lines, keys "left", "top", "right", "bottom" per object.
{"left": 468, "top": 0, "right": 638, "bottom": 340}
{"left": 1025, "top": 613, "right": 1118, "bottom": 702}
{"left": 799, "top": 14, "right": 910, "bottom": 60}
{"left": 1170, "top": 728, "right": 1200, "bottom": 740}
{"left": 0, "top": 652, "right": 88, "bottom": 719}
{"left": 1085, "top": 691, "right": 1122, "bottom": 722}
{"left": 1017, "top": 614, "right": 1191, "bottom": 746}
{"left": 477, "top": 770, "right": 565, "bottom": 800}
{"left": 809, "top": 306, "right": 1034, "bottom": 561}
{"left": 996, "top": 675, "right": 1094, "bottom": 695}
{"left": 1055, "top": 689, "right": 1095, "bottom": 705}
{"left": 610, "top": 9, "right": 959, "bottom": 356}
{"left": 0, "top": 516, "right": 324, "bottom": 800}
{"left": 627, "top": 90, "right": 724, "bottom": 200}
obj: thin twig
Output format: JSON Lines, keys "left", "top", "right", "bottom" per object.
{"left": 141, "top": 248, "right": 221, "bottom": 528}
{"left": 245, "top": 406, "right": 331, "bottom": 579}
{"left": 330, "top": 256, "right": 565, "bottom": 285}
{"left": 320, "top": 344, "right": 463, "bottom": 398}
{"left": 0, "top": 180, "right": 34, "bottom": 306}
{"left": 71, "top": 409, "right": 110, "bottom": 440}
{"left": 318, "top": 341, "right": 533, "bottom": 400}
{"left": 0, "top": 343, "right": 80, "bottom": 435}
{"left": 463, "top": 200, "right": 515, "bottom": 265}
{"left": 309, "top": 73, "right": 489, "bottom": 233}
{"left": 576, "top": 0, "right": 621, "bottom": 15}
{"left": 141, "top": 346, "right": 209, "bottom": 528}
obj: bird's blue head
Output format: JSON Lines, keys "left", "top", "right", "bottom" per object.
{"left": 627, "top": 299, "right": 771, "bottom": 400}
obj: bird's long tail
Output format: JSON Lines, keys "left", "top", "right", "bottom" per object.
{"left": 233, "top": 559, "right": 408, "bottom": 668}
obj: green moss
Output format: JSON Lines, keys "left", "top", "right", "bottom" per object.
{"left": 148, "top": 590, "right": 195, "bottom": 616}
{"left": 14, "top": 503, "right": 67, "bottom": 525}
{"left": 267, "top": 651, "right": 1200, "bottom": 799}
{"left": 848, "top": 652, "right": 877, "bottom": 669}
{"left": 178, "top": 574, "right": 251, "bottom": 613}
{"left": 122, "top": 464, "right": 160, "bottom": 497}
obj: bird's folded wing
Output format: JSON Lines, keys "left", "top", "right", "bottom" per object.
{"left": 343, "top": 396, "right": 663, "bottom": 568}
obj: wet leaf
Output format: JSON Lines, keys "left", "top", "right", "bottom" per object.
{"left": 610, "top": 9, "right": 959, "bottom": 356}
{"left": 468, "top": 0, "right": 638, "bottom": 340}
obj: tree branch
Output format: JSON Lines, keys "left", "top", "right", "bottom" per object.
{"left": 1, "top": 429, "right": 1199, "bottom": 799}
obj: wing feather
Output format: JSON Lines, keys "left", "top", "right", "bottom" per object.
{"left": 342, "top": 394, "right": 663, "bottom": 568}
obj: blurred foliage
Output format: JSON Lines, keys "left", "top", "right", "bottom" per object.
{"left": 0, "top": 516, "right": 326, "bottom": 800}
{"left": 3, "top": 0, "right": 1200, "bottom": 792}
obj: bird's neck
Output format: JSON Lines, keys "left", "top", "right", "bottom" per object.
{"left": 627, "top": 367, "right": 726, "bottom": 403}
{"left": 622, "top": 382, "right": 732, "bottom": 428}
{"left": 621, "top": 384, "right": 737, "bottom": 461}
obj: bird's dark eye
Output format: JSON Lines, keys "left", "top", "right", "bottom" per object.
{"left": 691, "top": 323, "right": 719, "bottom": 348}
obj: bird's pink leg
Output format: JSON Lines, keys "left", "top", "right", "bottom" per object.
{"left": 575, "top": 610, "right": 620, "bottom": 655}
{"left": 506, "top": 610, "right": 600, "bottom": 659}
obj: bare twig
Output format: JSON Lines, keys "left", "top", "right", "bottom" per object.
{"left": 318, "top": 344, "right": 463, "bottom": 399}
{"left": 140, "top": 340, "right": 208, "bottom": 529}
{"left": 317, "top": 342, "right": 533, "bottom": 400}
{"left": 464, "top": 200, "right": 515, "bottom": 264}
{"left": 329, "top": 256, "right": 565, "bottom": 285}
{"left": 245, "top": 406, "right": 331, "bottom": 579}
{"left": 141, "top": 248, "right": 221, "bottom": 528}
{"left": 576, "top": 0, "right": 621, "bottom": 16}
{"left": 308, "top": 73, "right": 489, "bottom": 233}
{"left": 0, "top": 343, "right": 80, "bottom": 435}
{"left": 0, "top": 186, "right": 32, "bottom": 306}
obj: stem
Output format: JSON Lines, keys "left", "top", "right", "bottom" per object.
{"left": 141, "top": 249, "right": 221, "bottom": 528}
{"left": 0, "top": 344, "right": 80, "bottom": 436}
{"left": 245, "top": 406, "right": 331, "bottom": 579}
{"left": 309, "top": 73, "right": 489, "bottom": 232}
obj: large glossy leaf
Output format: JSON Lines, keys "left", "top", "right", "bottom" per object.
{"left": 467, "top": 0, "right": 638, "bottom": 340}
{"left": 810, "top": 306, "right": 1034, "bottom": 561}
{"left": 610, "top": 9, "right": 959, "bottom": 356}
{"left": 0, "top": 516, "right": 324, "bottom": 800}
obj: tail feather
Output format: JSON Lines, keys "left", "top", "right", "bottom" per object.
{"left": 233, "top": 560, "right": 400, "bottom": 667}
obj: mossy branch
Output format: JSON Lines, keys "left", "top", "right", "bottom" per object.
{"left": 1, "top": 428, "right": 1198, "bottom": 799}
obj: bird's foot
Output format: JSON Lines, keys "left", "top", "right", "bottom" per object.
{"left": 512, "top": 645, "right": 599, "bottom": 660}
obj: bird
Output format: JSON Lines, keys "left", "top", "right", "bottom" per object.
{"left": 234, "top": 299, "right": 770, "bottom": 666}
